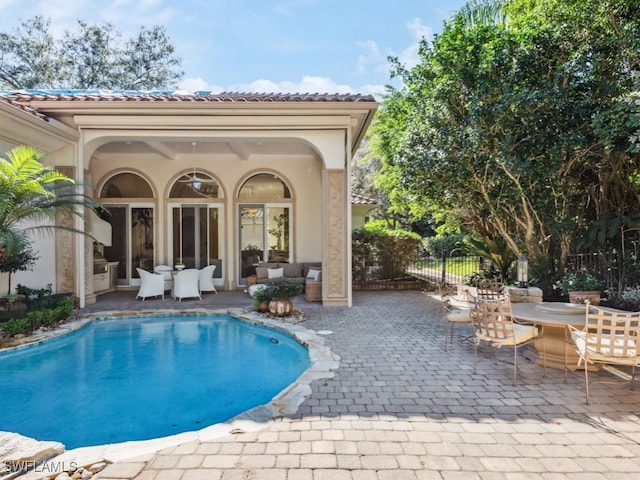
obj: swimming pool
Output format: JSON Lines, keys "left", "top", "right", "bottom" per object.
{"left": 0, "top": 313, "right": 310, "bottom": 449}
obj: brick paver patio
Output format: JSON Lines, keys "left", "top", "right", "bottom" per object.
{"left": 80, "top": 290, "right": 640, "bottom": 479}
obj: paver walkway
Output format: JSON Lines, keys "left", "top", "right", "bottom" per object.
{"left": 85, "top": 290, "right": 640, "bottom": 479}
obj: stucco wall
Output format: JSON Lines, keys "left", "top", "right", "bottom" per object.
{"left": 88, "top": 150, "right": 324, "bottom": 288}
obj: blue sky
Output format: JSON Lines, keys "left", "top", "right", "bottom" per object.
{"left": 0, "top": 0, "right": 469, "bottom": 97}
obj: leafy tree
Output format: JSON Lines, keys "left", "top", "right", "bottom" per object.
{"left": 0, "top": 145, "right": 100, "bottom": 288}
{"left": 0, "top": 16, "right": 183, "bottom": 89}
{"left": 0, "top": 238, "right": 38, "bottom": 295}
{"left": 374, "top": 0, "right": 640, "bottom": 290}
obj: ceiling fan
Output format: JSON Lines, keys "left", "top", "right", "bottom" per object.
{"left": 178, "top": 142, "right": 217, "bottom": 186}
{"left": 177, "top": 169, "right": 218, "bottom": 185}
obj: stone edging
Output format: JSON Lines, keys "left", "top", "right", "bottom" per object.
{"left": 4, "top": 307, "right": 340, "bottom": 480}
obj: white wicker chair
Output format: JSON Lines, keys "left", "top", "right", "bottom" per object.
{"left": 154, "top": 264, "right": 174, "bottom": 292}
{"left": 136, "top": 268, "right": 165, "bottom": 300}
{"left": 173, "top": 268, "right": 201, "bottom": 301}
{"left": 198, "top": 265, "right": 217, "bottom": 294}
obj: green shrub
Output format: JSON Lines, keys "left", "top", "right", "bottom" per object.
{"left": 1, "top": 291, "right": 75, "bottom": 337}
{"left": 422, "top": 233, "right": 466, "bottom": 257}
{"left": 53, "top": 298, "right": 74, "bottom": 321}
{"left": 2, "top": 317, "right": 33, "bottom": 336}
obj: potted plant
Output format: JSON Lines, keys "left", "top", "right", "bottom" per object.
{"left": 252, "top": 286, "right": 272, "bottom": 313}
{"left": 556, "top": 270, "right": 604, "bottom": 305}
{"left": 174, "top": 259, "right": 185, "bottom": 271}
{"left": 263, "top": 278, "right": 303, "bottom": 317}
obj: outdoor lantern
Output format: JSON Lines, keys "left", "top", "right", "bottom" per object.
{"left": 517, "top": 254, "right": 528, "bottom": 288}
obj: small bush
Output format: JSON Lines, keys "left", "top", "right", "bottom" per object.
{"left": 1, "top": 291, "right": 75, "bottom": 338}
{"left": 2, "top": 317, "right": 33, "bottom": 337}
{"left": 422, "top": 233, "right": 466, "bottom": 257}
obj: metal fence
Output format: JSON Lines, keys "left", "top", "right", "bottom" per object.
{"left": 351, "top": 249, "right": 639, "bottom": 291}
{"left": 352, "top": 251, "right": 483, "bottom": 290}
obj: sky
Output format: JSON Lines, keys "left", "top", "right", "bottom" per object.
{"left": 0, "top": 0, "right": 470, "bottom": 98}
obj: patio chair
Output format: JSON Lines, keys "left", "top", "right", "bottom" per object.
{"left": 173, "top": 268, "right": 202, "bottom": 301}
{"left": 441, "top": 285, "right": 472, "bottom": 351}
{"left": 136, "top": 268, "right": 165, "bottom": 300}
{"left": 198, "top": 265, "right": 217, "bottom": 294}
{"left": 154, "top": 264, "right": 174, "bottom": 292}
{"left": 567, "top": 303, "right": 640, "bottom": 404}
{"left": 469, "top": 295, "right": 544, "bottom": 385}
{"left": 476, "top": 277, "right": 504, "bottom": 299}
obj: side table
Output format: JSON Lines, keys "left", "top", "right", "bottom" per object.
{"left": 305, "top": 280, "right": 322, "bottom": 302}
{"left": 246, "top": 275, "right": 257, "bottom": 289}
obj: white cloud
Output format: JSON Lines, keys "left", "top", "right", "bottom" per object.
{"left": 178, "top": 77, "right": 224, "bottom": 93}
{"left": 356, "top": 40, "right": 387, "bottom": 76}
{"left": 397, "top": 17, "right": 434, "bottom": 70}
{"left": 179, "top": 75, "right": 388, "bottom": 100}
{"left": 407, "top": 17, "right": 432, "bottom": 39}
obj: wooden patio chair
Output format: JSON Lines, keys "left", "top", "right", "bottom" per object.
{"left": 567, "top": 303, "right": 640, "bottom": 404}
{"left": 469, "top": 295, "right": 544, "bottom": 385}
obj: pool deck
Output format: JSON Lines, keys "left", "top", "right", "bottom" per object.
{"left": 29, "top": 290, "right": 640, "bottom": 478}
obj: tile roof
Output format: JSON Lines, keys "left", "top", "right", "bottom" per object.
{"left": 0, "top": 90, "right": 376, "bottom": 104}
{"left": 351, "top": 193, "right": 377, "bottom": 205}
{"left": 0, "top": 94, "right": 49, "bottom": 120}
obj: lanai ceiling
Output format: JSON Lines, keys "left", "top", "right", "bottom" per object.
{"left": 94, "top": 138, "right": 317, "bottom": 160}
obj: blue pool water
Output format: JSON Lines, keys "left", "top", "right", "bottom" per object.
{"left": 0, "top": 314, "right": 310, "bottom": 449}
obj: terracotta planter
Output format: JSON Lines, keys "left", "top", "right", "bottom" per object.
{"left": 256, "top": 301, "right": 270, "bottom": 313}
{"left": 569, "top": 291, "right": 601, "bottom": 305}
{"left": 269, "top": 299, "right": 293, "bottom": 317}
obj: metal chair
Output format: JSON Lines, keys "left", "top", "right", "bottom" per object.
{"left": 567, "top": 303, "right": 640, "bottom": 404}
{"left": 441, "top": 285, "right": 472, "bottom": 351}
{"left": 135, "top": 268, "right": 165, "bottom": 300}
{"left": 476, "top": 277, "right": 504, "bottom": 299}
{"left": 469, "top": 295, "right": 544, "bottom": 385}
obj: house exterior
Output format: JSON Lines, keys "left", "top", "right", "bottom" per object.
{"left": 0, "top": 90, "right": 378, "bottom": 307}
{"left": 351, "top": 193, "right": 378, "bottom": 229}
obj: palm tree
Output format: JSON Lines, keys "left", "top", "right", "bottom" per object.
{"left": 0, "top": 145, "right": 99, "bottom": 279}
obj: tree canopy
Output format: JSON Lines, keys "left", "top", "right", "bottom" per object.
{"left": 372, "top": 0, "right": 640, "bottom": 288}
{"left": 0, "top": 146, "right": 100, "bottom": 273}
{"left": 0, "top": 16, "right": 183, "bottom": 90}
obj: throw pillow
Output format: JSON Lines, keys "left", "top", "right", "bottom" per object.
{"left": 306, "top": 268, "right": 321, "bottom": 281}
{"left": 267, "top": 267, "right": 284, "bottom": 279}
{"left": 255, "top": 267, "right": 269, "bottom": 280}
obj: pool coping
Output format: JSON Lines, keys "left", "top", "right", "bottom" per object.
{"left": 3, "top": 307, "right": 340, "bottom": 479}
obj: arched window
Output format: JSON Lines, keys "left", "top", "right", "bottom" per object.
{"left": 238, "top": 173, "right": 291, "bottom": 201}
{"left": 170, "top": 171, "right": 222, "bottom": 199}
{"left": 100, "top": 172, "right": 153, "bottom": 198}
{"left": 98, "top": 172, "right": 155, "bottom": 285}
{"left": 168, "top": 171, "right": 222, "bottom": 272}
{"left": 238, "top": 173, "right": 292, "bottom": 282}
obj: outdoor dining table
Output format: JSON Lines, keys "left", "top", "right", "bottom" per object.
{"left": 510, "top": 302, "right": 588, "bottom": 370}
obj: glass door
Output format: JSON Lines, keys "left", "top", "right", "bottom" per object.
{"left": 170, "top": 204, "right": 221, "bottom": 271}
{"left": 239, "top": 204, "right": 291, "bottom": 283}
{"left": 103, "top": 204, "right": 155, "bottom": 285}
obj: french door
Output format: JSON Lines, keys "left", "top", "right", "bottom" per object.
{"left": 103, "top": 203, "right": 155, "bottom": 286}
{"left": 239, "top": 204, "right": 291, "bottom": 283}
{"left": 170, "top": 204, "right": 222, "bottom": 272}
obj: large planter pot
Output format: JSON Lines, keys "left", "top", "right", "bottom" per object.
{"left": 269, "top": 299, "right": 293, "bottom": 317}
{"left": 569, "top": 291, "right": 601, "bottom": 305}
{"left": 256, "top": 300, "right": 270, "bottom": 313}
